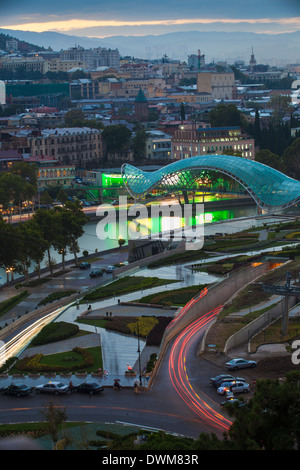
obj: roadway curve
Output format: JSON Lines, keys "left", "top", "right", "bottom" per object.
{"left": 167, "top": 308, "right": 232, "bottom": 433}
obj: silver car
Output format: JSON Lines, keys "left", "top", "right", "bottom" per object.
{"left": 35, "top": 381, "right": 69, "bottom": 395}
{"left": 217, "top": 381, "right": 250, "bottom": 395}
{"left": 225, "top": 358, "right": 257, "bottom": 370}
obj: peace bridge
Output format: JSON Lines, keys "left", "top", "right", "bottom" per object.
{"left": 121, "top": 155, "right": 300, "bottom": 213}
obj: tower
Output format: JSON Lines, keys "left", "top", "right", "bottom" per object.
{"left": 250, "top": 47, "right": 256, "bottom": 69}
{"left": 134, "top": 88, "right": 148, "bottom": 120}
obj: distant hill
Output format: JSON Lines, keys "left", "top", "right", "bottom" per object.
{"left": 0, "top": 31, "right": 46, "bottom": 53}
{"left": 0, "top": 28, "right": 300, "bottom": 64}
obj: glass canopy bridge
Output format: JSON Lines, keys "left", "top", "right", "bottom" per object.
{"left": 121, "top": 155, "right": 300, "bottom": 213}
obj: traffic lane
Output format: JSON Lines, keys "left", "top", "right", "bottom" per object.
{"left": 0, "top": 388, "right": 217, "bottom": 439}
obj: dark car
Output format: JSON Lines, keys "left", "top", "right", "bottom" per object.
{"left": 214, "top": 376, "right": 246, "bottom": 388}
{"left": 89, "top": 269, "right": 103, "bottom": 278}
{"left": 220, "top": 398, "right": 246, "bottom": 409}
{"left": 210, "top": 374, "right": 236, "bottom": 386}
{"left": 79, "top": 262, "right": 91, "bottom": 270}
{"left": 74, "top": 381, "right": 104, "bottom": 395}
{"left": 1, "top": 384, "right": 33, "bottom": 397}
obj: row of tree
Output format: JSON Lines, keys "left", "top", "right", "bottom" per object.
{"left": 0, "top": 199, "right": 88, "bottom": 285}
{"left": 208, "top": 102, "right": 300, "bottom": 179}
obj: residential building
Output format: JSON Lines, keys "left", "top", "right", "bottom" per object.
{"left": 172, "top": 125, "right": 255, "bottom": 160}
{"left": 146, "top": 130, "right": 172, "bottom": 160}
{"left": 188, "top": 50, "right": 205, "bottom": 70}
{"left": 197, "top": 69, "right": 235, "bottom": 100}
{"left": 28, "top": 127, "right": 104, "bottom": 168}
{"left": 60, "top": 45, "right": 120, "bottom": 70}
{"left": 25, "top": 155, "right": 75, "bottom": 191}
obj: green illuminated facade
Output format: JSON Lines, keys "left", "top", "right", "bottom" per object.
{"left": 122, "top": 155, "right": 300, "bottom": 212}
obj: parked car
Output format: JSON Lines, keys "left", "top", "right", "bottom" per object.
{"left": 79, "top": 262, "right": 91, "bottom": 270}
{"left": 211, "top": 375, "right": 236, "bottom": 387}
{"left": 89, "top": 269, "right": 103, "bottom": 278}
{"left": 1, "top": 384, "right": 33, "bottom": 397}
{"left": 104, "top": 265, "right": 116, "bottom": 273}
{"left": 220, "top": 398, "right": 246, "bottom": 408}
{"left": 217, "top": 381, "right": 250, "bottom": 395}
{"left": 213, "top": 376, "right": 246, "bottom": 388}
{"left": 74, "top": 382, "right": 104, "bottom": 395}
{"left": 225, "top": 358, "right": 257, "bottom": 370}
{"left": 35, "top": 382, "right": 69, "bottom": 395}
{"left": 210, "top": 374, "right": 234, "bottom": 384}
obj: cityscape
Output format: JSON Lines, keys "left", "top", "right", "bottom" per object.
{"left": 0, "top": 0, "right": 299, "bottom": 454}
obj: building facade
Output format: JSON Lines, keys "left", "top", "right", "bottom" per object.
{"left": 172, "top": 125, "right": 255, "bottom": 160}
{"left": 28, "top": 127, "right": 103, "bottom": 168}
{"left": 197, "top": 70, "right": 235, "bottom": 100}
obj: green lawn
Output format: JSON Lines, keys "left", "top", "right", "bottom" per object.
{"left": 10, "top": 346, "right": 103, "bottom": 375}
{"left": 82, "top": 276, "right": 179, "bottom": 301}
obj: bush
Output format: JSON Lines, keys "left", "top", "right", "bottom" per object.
{"left": 30, "top": 321, "right": 79, "bottom": 346}
{"left": 146, "top": 317, "right": 173, "bottom": 346}
{"left": 38, "top": 290, "right": 76, "bottom": 306}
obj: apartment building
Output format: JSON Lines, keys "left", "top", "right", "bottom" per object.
{"left": 197, "top": 70, "right": 235, "bottom": 100}
{"left": 60, "top": 45, "right": 120, "bottom": 70}
{"left": 146, "top": 130, "right": 172, "bottom": 160}
{"left": 28, "top": 127, "right": 103, "bottom": 168}
{"left": 25, "top": 155, "right": 76, "bottom": 191}
{"left": 172, "top": 125, "right": 255, "bottom": 160}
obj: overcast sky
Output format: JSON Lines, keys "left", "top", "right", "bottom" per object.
{"left": 0, "top": 0, "right": 299, "bottom": 37}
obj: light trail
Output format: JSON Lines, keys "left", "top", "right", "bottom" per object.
{"left": 0, "top": 304, "right": 72, "bottom": 365}
{"left": 168, "top": 307, "right": 232, "bottom": 433}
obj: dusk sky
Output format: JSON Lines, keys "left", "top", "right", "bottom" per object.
{"left": 0, "top": 0, "right": 299, "bottom": 38}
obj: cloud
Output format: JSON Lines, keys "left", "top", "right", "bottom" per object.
{"left": 4, "top": 16, "right": 300, "bottom": 34}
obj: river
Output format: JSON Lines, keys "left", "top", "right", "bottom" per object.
{"left": 1, "top": 200, "right": 293, "bottom": 284}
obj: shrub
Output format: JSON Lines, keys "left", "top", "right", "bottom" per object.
{"left": 30, "top": 321, "right": 79, "bottom": 346}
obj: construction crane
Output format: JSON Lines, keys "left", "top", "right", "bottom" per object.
{"left": 262, "top": 271, "right": 300, "bottom": 335}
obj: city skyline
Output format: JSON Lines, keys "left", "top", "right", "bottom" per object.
{"left": 0, "top": 0, "right": 299, "bottom": 38}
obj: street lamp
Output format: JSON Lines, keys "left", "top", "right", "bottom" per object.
{"left": 136, "top": 323, "right": 142, "bottom": 386}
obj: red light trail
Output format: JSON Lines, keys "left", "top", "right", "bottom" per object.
{"left": 168, "top": 306, "right": 232, "bottom": 433}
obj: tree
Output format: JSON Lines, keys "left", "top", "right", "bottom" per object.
{"left": 0, "top": 218, "right": 19, "bottom": 283}
{"left": 52, "top": 200, "right": 88, "bottom": 268}
{"left": 180, "top": 102, "right": 186, "bottom": 121}
{"left": 56, "top": 188, "right": 68, "bottom": 205}
{"left": 282, "top": 137, "right": 300, "bottom": 179}
{"left": 102, "top": 125, "right": 132, "bottom": 159}
{"left": 131, "top": 123, "right": 149, "bottom": 161}
{"left": 255, "top": 149, "right": 283, "bottom": 172}
{"left": 14, "top": 219, "right": 47, "bottom": 285}
{"left": 32, "top": 209, "right": 60, "bottom": 275}
{"left": 226, "top": 375, "right": 300, "bottom": 450}
{"left": 269, "top": 94, "right": 292, "bottom": 125}
{"left": 40, "top": 401, "right": 68, "bottom": 448}
{"left": 208, "top": 104, "right": 246, "bottom": 128}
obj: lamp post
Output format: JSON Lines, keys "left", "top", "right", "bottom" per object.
{"left": 137, "top": 323, "right": 142, "bottom": 386}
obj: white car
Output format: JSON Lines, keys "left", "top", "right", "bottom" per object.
{"left": 104, "top": 265, "right": 116, "bottom": 273}
{"left": 217, "top": 381, "right": 250, "bottom": 395}
{"left": 35, "top": 382, "right": 69, "bottom": 395}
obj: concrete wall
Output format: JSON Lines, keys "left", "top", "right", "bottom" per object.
{"left": 147, "top": 261, "right": 272, "bottom": 389}
{"left": 225, "top": 296, "right": 297, "bottom": 354}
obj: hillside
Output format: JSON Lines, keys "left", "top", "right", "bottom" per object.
{"left": 0, "top": 28, "right": 300, "bottom": 63}
{"left": 0, "top": 32, "right": 46, "bottom": 53}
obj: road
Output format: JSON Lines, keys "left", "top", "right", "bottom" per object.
{"left": 0, "top": 305, "right": 233, "bottom": 440}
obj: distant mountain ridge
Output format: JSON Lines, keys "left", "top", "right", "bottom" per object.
{"left": 1, "top": 28, "right": 300, "bottom": 64}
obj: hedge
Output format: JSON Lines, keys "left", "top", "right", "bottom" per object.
{"left": 30, "top": 321, "right": 79, "bottom": 346}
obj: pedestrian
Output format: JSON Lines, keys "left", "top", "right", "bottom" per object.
{"left": 114, "top": 379, "right": 121, "bottom": 390}
{"left": 134, "top": 378, "right": 140, "bottom": 394}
